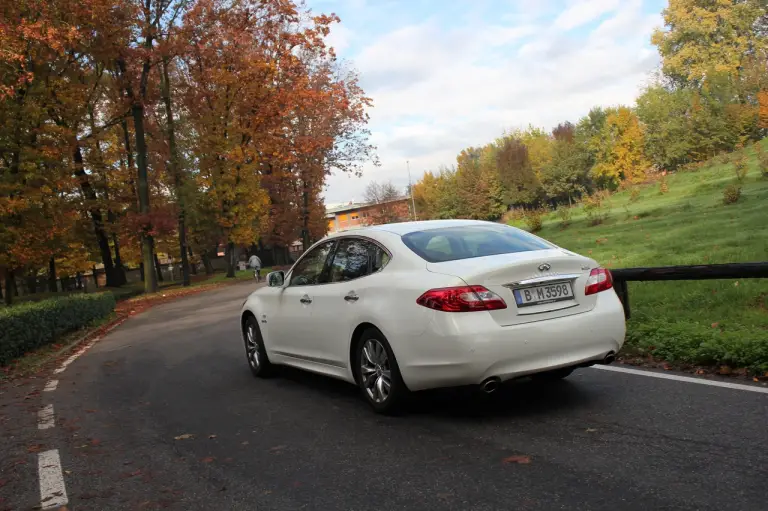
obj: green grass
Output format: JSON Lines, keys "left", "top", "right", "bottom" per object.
{"left": 511, "top": 142, "right": 768, "bottom": 373}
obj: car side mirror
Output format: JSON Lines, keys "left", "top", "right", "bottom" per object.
{"left": 267, "top": 271, "right": 285, "bottom": 287}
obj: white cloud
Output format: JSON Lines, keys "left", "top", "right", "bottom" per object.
{"left": 325, "top": 22, "right": 354, "bottom": 54}
{"left": 322, "top": 0, "right": 662, "bottom": 203}
{"left": 553, "top": 0, "right": 619, "bottom": 31}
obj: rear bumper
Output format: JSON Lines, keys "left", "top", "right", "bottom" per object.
{"left": 397, "top": 291, "right": 626, "bottom": 391}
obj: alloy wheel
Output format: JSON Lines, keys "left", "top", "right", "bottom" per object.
{"left": 360, "top": 339, "right": 391, "bottom": 403}
{"left": 245, "top": 324, "right": 260, "bottom": 369}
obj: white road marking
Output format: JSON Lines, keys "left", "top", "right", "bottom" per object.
{"left": 53, "top": 340, "right": 96, "bottom": 374}
{"left": 43, "top": 380, "right": 58, "bottom": 392}
{"left": 37, "top": 404, "right": 55, "bottom": 430}
{"left": 38, "top": 450, "right": 68, "bottom": 509}
{"left": 592, "top": 365, "right": 768, "bottom": 394}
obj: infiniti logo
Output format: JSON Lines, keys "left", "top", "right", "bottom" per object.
{"left": 538, "top": 263, "right": 551, "bottom": 272}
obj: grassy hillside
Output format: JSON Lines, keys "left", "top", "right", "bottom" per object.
{"left": 511, "top": 143, "right": 768, "bottom": 373}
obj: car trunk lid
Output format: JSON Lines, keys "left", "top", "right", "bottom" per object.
{"left": 426, "top": 249, "right": 599, "bottom": 326}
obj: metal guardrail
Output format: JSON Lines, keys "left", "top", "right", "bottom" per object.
{"left": 611, "top": 262, "right": 768, "bottom": 319}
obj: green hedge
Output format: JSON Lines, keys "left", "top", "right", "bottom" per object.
{"left": 0, "top": 292, "right": 116, "bottom": 367}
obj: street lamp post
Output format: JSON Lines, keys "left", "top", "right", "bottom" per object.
{"left": 407, "top": 160, "right": 417, "bottom": 221}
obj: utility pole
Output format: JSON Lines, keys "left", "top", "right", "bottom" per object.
{"left": 407, "top": 160, "right": 417, "bottom": 220}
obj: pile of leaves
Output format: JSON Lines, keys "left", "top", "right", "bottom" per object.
{"left": 0, "top": 293, "right": 116, "bottom": 366}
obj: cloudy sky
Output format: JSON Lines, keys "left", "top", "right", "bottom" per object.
{"left": 310, "top": 0, "right": 666, "bottom": 205}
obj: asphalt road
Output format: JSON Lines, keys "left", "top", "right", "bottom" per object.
{"left": 7, "top": 282, "right": 768, "bottom": 510}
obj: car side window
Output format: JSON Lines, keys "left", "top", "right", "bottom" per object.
{"left": 329, "top": 238, "right": 373, "bottom": 283}
{"left": 289, "top": 241, "right": 335, "bottom": 286}
{"left": 371, "top": 244, "right": 390, "bottom": 273}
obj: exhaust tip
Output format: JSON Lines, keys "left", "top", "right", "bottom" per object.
{"left": 480, "top": 377, "right": 500, "bottom": 394}
{"left": 602, "top": 352, "right": 616, "bottom": 365}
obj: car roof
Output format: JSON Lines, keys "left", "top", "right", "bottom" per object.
{"left": 328, "top": 219, "right": 498, "bottom": 238}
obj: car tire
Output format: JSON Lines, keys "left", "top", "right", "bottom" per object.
{"left": 243, "top": 315, "right": 274, "bottom": 378}
{"left": 353, "top": 328, "right": 409, "bottom": 415}
{"left": 530, "top": 367, "right": 575, "bottom": 382}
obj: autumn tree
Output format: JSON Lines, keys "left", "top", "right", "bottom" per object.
{"left": 591, "top": 107, "right": 649, "bottom": 187}
{"left": 453, "top": 147, "right": 505, "bottom": 220}
{"left": 495, "top": 136, "right": 542, "bottom": 206}
{"left": 652, "top": 0, "right": 767, "bottom": 87}
{"left": 540, "top": 124, "right": 592, "bottom": 205}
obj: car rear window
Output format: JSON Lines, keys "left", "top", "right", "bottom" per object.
{"left": 401, "top": 225, "right": 554, "bottom": 263}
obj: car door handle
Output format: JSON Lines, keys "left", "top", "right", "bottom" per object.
{"left": 300, "top": 295, "right": 312, "bottom": 304}
{"left": 344, "top": 292, "right": 359, "bottom": 302}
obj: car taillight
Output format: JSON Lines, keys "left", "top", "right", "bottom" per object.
{"left": 585, "top": 268, "right": 613, "bottom": 295}
{"left": 416, "top": 286, "right": 507, "bottom": 312}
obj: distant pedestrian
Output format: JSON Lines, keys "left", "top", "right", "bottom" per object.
{"left": 248, "top": 254, "right": 262, "bottom": 281}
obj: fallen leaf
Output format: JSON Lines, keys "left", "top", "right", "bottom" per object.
{"left": 696, "top": 369, "right": 705, "bottom": 375}
{"left": 586, "top": 428, "right": 598, "bottom": 433}
{"left": 719, "top": 366, "right": 732, "bottom": 375}
{"left": 241, "top": 441, "right": 249, "bottom": 446}
{"left": 90, "top": 439, "right": 101, "bottom": 446}
{"left": 734, "top": 281, "right": 739, "bottom": 287}
{"left": 502, "top": 455, "right": 531, "bottom": 464}
{"left": 64, "top": 470, "right": 72, "bottom": 475}
{"left": 754, "top": 377, "right": 759, "bottom": 382}
{"left": 129, "top": 470, "right": 142, "bottom": 477}
{"left": 201, "top": 457, "right": 215, "bottom": 463}
{"left": 269, "top": 445, "right": 286, "bottom": 452}
{"left": 174, "top": 434, "right": 194, "bottom": 440}
{"left": 208, "top": 434, "right": 217, "bottom": 439}
{"left": 711, "top": 322, "right": 719, "bottom": 328}
{"left": 27, "top": 444, "right": 44, "bottom": 453}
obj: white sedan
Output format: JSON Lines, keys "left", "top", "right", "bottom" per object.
{"left": 240, "top": 219, "right": 626, "bottom": 413}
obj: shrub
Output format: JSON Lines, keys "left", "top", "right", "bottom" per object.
{"left": 625, "top": 318, "right": 768, "bottom": 375}
{"left": 717, "top": 152, "right": 730, "bottom": 165}
{"left": 755, "top": 143, "right": 768, "bottom": 178}
{"left": 582, "top": 191, "right": 611, "bottom": 226}
{"left": 658, "top": 176, "right": 669, "bottom": 194}
{"left": 555, "top": 206, "right": 572, "bottom": 227}
{"left": 733, "top": 155, "right": 748, "bottom": 182}
{"left": 523, "top": 209, "right": 543, "bottom": 232}
{"left": 722, "top": 183, "right": 741, "bottom": 205}
{"left": 0, "top": 293, "right": 115, "bottom": 366}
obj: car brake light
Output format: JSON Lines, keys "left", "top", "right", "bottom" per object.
{"left": 416, "top": 285, "right": 507, "bottom": 312}
{"left": 585, "top": 268, "right": 613, "bottom": 295}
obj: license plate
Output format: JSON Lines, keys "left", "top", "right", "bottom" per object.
{"left": 513, "top": 282, "right": 574, "bottom": 307}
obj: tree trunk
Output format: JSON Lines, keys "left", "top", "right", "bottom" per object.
{"left": 48, "top": 257, "right": 57, "bottom": 293}
{"left": 188, "top": 247, "right": 197, "bottom": 275}
{"left": 140, "top": 262, "right": 145, "bottom": 281}
{"left": 73, "top": 144, "right": 119, "bottom": 287}
{"left": 107, "top": 210, "right": 127, "bottom": 286}
{"left": 161, "top": 58, "right": 191, "bottom": 287}
{"left": 4, "top": 270, "right": 15, "bottom": 305}
{"left": 201, "top": 250, "right": 214, "bottom": 275}
{"left": 225, "top": 242, "right": 236, "bottom": 278}
{"left": 26, "top": 273, "right": 37, "bottom": 294}
{"left": 131, "top": 100, "right": 158, "bottom": 293}
{"left": 154, "top": 253, "right": 164, "bottom": 283}
{"left": 118, "top": 52, "right": 157, "bottom": 294}
{"left": 121, "top": 119, "right": 139, "bottom": 209}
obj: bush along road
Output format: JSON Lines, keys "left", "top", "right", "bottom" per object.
{"left": 1, "top": 282, "right": 767, "bottom": 511}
